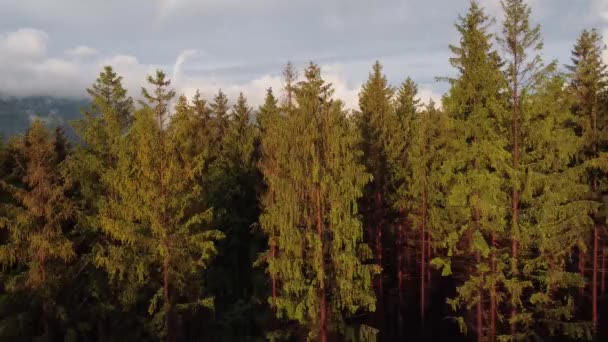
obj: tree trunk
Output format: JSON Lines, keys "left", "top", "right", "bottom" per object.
{"left": 421, "top": 190, "right": 427, "bottom": 322}
{"left": 406, "top": 230, "right": 411, "bottom": 268}
{"left": 473, "top": 180, "right": 483, "bottom": 342}
{"left": 164, "top": 254, "right": 175, "bottom": 342}
{"left": 397, "top": 217, "right": 404, "bottom": 301}
{"left": 490, "top": 233, "right": 496, "bottom": 342}
{"left": 316, "top": 190, "right": 326, "bottom": 342}
{"left": 580, "top": 249, "right": 586, "bottom": 296}
{"left": 602, "top": 246, "right": 606, "bottom": 297}
{"left": 427, "top": 230, "right": 431, "bottom": 286}
{"left": 271, "top": 240, "right": 277, "bottom": 307}
{"left": 593, "top": 226, "right": 598, "bottom": 331}
{"left": 477, "top": 251, "right": 483, "bottom": 342}
{"left": 511, "top": 82, "right": 520, "bottom": 340}
{"left": 376, "top": 191, "right": 383, "bottom": 296}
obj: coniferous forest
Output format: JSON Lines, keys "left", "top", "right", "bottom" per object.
{"left": 2, "top": 1, "right": 608, "bottom": 341}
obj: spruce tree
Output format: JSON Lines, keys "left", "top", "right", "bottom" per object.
{"left": 64, "top": 65, "right": 145, "bottom": 340}
{"left": 206, "top": 90, "right": 266, "bottom": 340}
{"left": 210, "top": 89, "right": 230, "bottom": 145}
{"left": 257, "top": 86, "right": 285, "bottom": 330}
{"left": 282, "top": 61, "right": 298, "bottom": 112}
{"left": 392, "top": 95, "right": 446, "bottom": 327}
{"left": 0, "top": 120, "right": 76, "bottom": 340}
{"left": 260, "top": 63, "right": 378, "bottom": 341}
{"left": 519, "top": 75, "right": 596, "bottom": 340}
{"left": 356, "top": 61, "right": 395, "bottom": 321}
{"left": 389, "top": 77, "right": 422, "bottom": 313}
{"left": 257, "top": 88, "right": 280, "bottom": 134}
{"left": 434, "top": 3, "right": 511, "bottom": 341}
{"left": 566, "top": 28, "right": 608, "bottom": 333}
{"left": 497, "top": 1, "right": 555, "bottom": 336}
{"left": 97, "top": 70, "right": 223, "bottom": 341}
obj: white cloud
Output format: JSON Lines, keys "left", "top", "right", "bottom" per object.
{"left": 0, "top": 28, "right": 88, "bottom": 97}
{"left": 0, "top": 28, "right": 48, "bottom": 60}
{"left": 172, "top": 49, "right": 199, "bottom": 85}
{"left": 66, "top": 45, "right": 97, "bottom": 58}
{"left": 0, "top": 27, "right": 448, "bottom": 111}
{"left": 418, "top": 85, "right": 443, "bottom": 108}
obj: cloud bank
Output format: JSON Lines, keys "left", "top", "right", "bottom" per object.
{"left": 0, "top": 0, "right": 603, "bottom": 110}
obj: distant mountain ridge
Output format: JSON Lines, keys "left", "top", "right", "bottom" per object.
{"left": 0, "top": 96, "right": 90, "bottom": 138}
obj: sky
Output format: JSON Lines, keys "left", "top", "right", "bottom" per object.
{"left": 0, "top": 0, "right": 607, "bottom": 109}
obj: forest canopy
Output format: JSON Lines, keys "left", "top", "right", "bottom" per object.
{"left": 1, "top": 1, "right": 608, "bottom": 341}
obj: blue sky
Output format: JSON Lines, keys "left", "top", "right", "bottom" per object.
{"left": 0, "top": 0, "right": 606, "bottom": 108}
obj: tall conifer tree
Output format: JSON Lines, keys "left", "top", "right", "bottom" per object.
{"left": 357, "top": 61, "right": 395, "bottom": 323}
{"left": 388, "top": 77, "right": 421, "bottom": 313}
{"left": 435, "top": 3, "right": 511, "bottom": 341}
{"left": 567, "top": 28, "right": 608, "bottom": 333}
{"left": 260, "top": 63, "right": 378, "bottom": 341}
{"left": 97, "top": 71, "right": 222, "bottom": 341}
{"left": 0, "top": 121, "right": 76, "bottom": 340}
{"left": 497, "top": 1, "right": 555, "bottom": 335}
{"left": 518, "top": 75, "right": 596, "bottom": 339}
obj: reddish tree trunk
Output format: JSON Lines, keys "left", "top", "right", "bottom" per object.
{"left": 602, "top": 245, "right": 606, "bottom": 297}
{"left": 477, "top": 251, "right": 483, "bottom": 342}
{"left": 164, "top": 254, "right": 175, "bottom": 342}
{"left": 397, "top": 219, "right": 404, "bottom": 300}
{"left": 316, "top": 190, "right": 326, "bottom": 342}
{"left": 271, "top": 241, "right": 277, "bottom": 306}
{"left": 427, "top": 230, "right": 431, "bottom": 285}
{"left": 405, "top": 230, "right": 411, "bottom": 268}
{"left": 421, "top": 190, "right": 427, "bottom": 321}
{"left": 490, "top": 233, "right": 496, "bottom": 342}
{"left": 374, "top": 190, "right": 384, "bottom": 331}
{"left": 593, "top": 226, "right": 598, "bottom": 331}
{"left": 511, "top": 66, "right": 520, "bottom": 340}
{"left": 580, "top": 249, "right": 586, "bottom": 296}
{"left": 377, "top": 225, "right": 383, "bottom": 294}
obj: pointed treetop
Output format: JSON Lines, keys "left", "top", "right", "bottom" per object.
{"left": 232, "top": 92, "right": 252, "bottom": 125}
{"left": 395, "top": 77, "right": 421, "bottom": 117}
{"left": 282, "top": 61, "right": 298, "bottom": 110}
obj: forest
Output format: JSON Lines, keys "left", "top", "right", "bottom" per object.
{"left": 1, "top": 0, "right": 608, "bottom": 341}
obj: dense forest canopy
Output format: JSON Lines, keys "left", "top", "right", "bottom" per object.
{"left": 1, "top": 1, "right": 608, "bottom": 341}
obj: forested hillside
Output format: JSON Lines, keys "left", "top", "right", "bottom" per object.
{"left": 1, "top": 1, "right": 608, "bottom": 341}
{"left": 0, "top": 96, "right": 87, "bottom": 138}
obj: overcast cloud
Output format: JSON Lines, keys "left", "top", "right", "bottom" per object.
{"left": 0, "top": 0, "right": 605, "bottom": 108}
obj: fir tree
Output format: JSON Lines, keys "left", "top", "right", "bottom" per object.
{"left": 257, "top": 87, "right": 280, "bottom": 133}
{"left": 435, "top": 3, "right": 511, "bottom": 341}
{"left": 0, "top": 121, "right": 76, "bottom": 340}
{"left": 97, "top": 70, "right": 223, "bottom": 341}
{"left": 357, "top": 61, "right": 395, "bottom": 321}
{"left": 282, "top": 61, "right": 298, "bottom": 112}
{"left": 566, "top": 28, "right": 608, "bottom": 334}
{"left": 210, "top": 89, "right": 230, "bottom": 144}
{"left": 389, "top": 77, "right": 423, "bottom": 315}
{"left": 519, "top": 75, "right": 596, "bottom": 340}
{"left": 257, "top": 86, "right": 284, "bottom": 325}
{"left": 260, "top": 63, "right": 378, "bottom": 341}
{"left": 497, "top": 1, "right": 555, "bottom": 336}
{"left": 206, "top": 90, "right": 266, "bottom": 340}
{"left": 65, "top": 65, "right": 144, "bottom": 340}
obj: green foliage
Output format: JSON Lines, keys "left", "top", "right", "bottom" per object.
{"left": 438, "top": 2, "right": 511, "bottom": 338}
{"left": 0, "top": 121, "right": 75, "bottom": 340}
{"left": 260, "top": 63, "right": 378, "bottom": 340}
{"left": 0, "top": 5, "right": 605, "bottom": 341}
{"left": 96, "top": 70, "right": 223, "bottom": 339}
